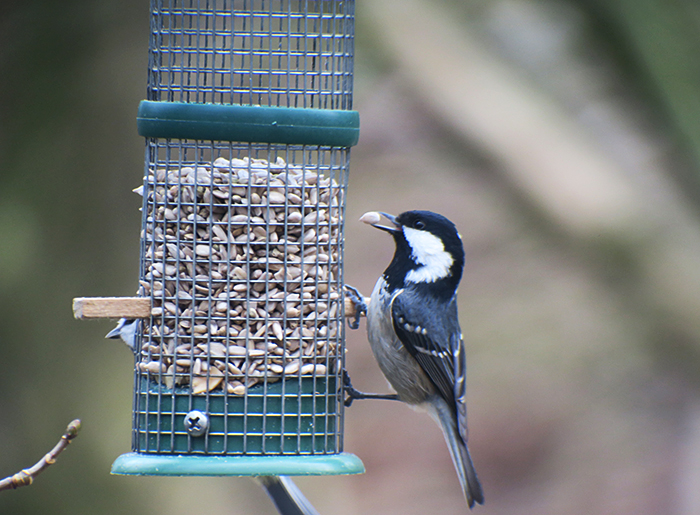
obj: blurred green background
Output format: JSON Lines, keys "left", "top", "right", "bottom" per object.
{"left": 2, "top": 0, "right": 700, "bottom": 513}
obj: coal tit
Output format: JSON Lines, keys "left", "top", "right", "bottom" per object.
{"left": 360, "top": 210, "right": 484, "bottom": 508}
{"left": 105, "top": 318, "right": 139, "bottom": 351}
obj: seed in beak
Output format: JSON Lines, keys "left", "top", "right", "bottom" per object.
{"left": 360, "top": 211, "right": 399, "bottom": 233}
{"left": 359, "top": 211, "right": 382, "bottom": 225}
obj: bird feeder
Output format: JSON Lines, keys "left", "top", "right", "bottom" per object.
{"left": 73, "top": 0, "right": 363, "bottom": 477}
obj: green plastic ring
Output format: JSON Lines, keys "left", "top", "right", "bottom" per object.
{"left": 137, "top": 101, "right": 360, "bottom": 147}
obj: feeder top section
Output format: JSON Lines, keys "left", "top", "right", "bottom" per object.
{"left": 147, "top": 0, "right": 355, "bottom": 110}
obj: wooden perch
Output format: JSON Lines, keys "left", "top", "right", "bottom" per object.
{"left": 73, "top": 297, "right": 150, "bottom": 319}
{"left": 73, "top": 296, "right": 367, "bottom": 319}
{"left": 344, "top": 296, "right": 367, "bottom": 318}
{"left": 0, "top": 419, "right": 81, "bottom": 492}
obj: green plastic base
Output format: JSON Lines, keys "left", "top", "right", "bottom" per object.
{"left": 111, "top": 452, "right": 365, "bottom": 476}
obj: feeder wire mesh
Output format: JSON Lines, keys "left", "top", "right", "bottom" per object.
{"left": 147, "top": 0, "right": 354, "bottom": 108}
{"left": 135, "top": 145, "right": 348, "bottom": 456}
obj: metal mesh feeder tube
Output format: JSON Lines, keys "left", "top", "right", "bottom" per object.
{"left": 111, "top": 0, "right": 362, "bottom": 477}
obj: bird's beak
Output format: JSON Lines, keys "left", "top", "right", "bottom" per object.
{"left": 359, "top": 211, "right": 401, "bottom": 233}
{"left": 105, "top": 327, "right": 121, "bottom": 339}
{"left": 105, "top": 319, "right": 125, "bottom": 339}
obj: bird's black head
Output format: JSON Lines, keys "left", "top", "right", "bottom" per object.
{"left": 364, "top": 210, "right": 465, "bottom": 300}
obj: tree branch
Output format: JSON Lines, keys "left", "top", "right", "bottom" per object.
{"left": 0, "top": 419, "right": 81, "bottom": 492}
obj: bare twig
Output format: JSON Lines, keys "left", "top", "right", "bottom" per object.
{"left": 0, "top": 419, "right": 81, "bottom": 492}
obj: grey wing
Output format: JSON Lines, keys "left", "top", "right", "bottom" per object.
{"left": 451, "top": 309, "right": 469, "bottom": 443}
{"left": 390, "top": 292, "right": 459, "bottom": 409}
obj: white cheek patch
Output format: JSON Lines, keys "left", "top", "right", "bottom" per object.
{"left": 403, "top": 226, "right": 454, "bottom": 283}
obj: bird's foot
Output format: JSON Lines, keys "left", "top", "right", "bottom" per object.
{"left": 344, "top": 284, "right": 367, "bottom": 330}
{"left": 342, "top": 369, "right": 400, "bottom": 407}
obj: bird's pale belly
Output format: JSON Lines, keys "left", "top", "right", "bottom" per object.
{"left": 367, "top": 279, "right": 435, "bottom": 405}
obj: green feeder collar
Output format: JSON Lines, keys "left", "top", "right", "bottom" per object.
{"left": 137, "top": 101, "right": 360, "bottom": 147}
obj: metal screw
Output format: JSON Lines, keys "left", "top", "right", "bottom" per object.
{"left": 184, "top": 410, "right": 209, "bottom": 437}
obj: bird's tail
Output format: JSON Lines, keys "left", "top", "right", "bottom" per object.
{"left": 429, "top": 399, "right": 484, "bottom": 508}
{"left": 255, "top": 475, "right": 321, "bottom": 515}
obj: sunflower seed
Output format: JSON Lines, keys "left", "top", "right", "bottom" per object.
{"left": 138, "top": 156, "right": 344, "bottom": 395}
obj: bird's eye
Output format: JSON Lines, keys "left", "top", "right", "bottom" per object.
{"left": 414, "top": 220, "right": 425, "bottom": 229}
